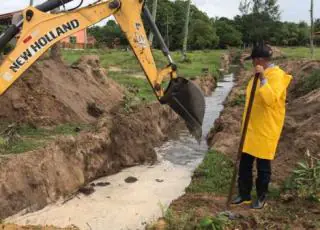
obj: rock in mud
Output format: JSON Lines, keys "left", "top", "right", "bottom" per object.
{"left": 125, "top": 176, "right": 138, "bottom": 183}
{"left": 78, "top": 186, "right": 95, "bottom": 195}
{"left": 96, "top": 182, "right": 111, "bottom": 187}
{"left": 87, "top": 102, "right": 104, "bottom": 118}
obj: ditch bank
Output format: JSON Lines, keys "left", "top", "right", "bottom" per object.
{"left": 0, "top": 102, "right": 179, "bottom": 220}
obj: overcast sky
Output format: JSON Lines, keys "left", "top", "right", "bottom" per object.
{"left": 1, "top": 0, "right": 319, "bottom": 24}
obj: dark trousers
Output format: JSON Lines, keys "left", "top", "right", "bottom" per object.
{"left": 238, "top": 153, "right": 271, "bottom": 200}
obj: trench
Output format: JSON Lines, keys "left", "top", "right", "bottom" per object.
{"left": 6, "top": 74, "right": 234, "bottom": 230}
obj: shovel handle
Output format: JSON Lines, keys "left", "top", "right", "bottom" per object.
{"left": 226, "top": 73, "right": 260, "bottom": 208}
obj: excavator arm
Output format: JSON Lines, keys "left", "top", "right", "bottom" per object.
{"left": 0, "top": 0, "right": 205, "bottom": 141}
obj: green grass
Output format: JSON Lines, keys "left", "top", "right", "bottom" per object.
{"left": 108, "top": 71, "right": 155, "bottom": 103}
{"left": 297, "top": 68, "right": 320, "bottom": 95}
{"left": 186, "top": 150, "right": 233, "bottom": 194}
{"left": 229, "top": 94, "right": 246, "bottom": 107}
{"left": 62, "top": 49, "right": 224, "bottom": 78}
{"left": 173, "top": 50, "right": 224, "bottom": 78}
{"left": 0, "top": 123, "right": 92, "bottom": 154}
{"left": 62, "top": 49, "right": 224, "bottom": 104}
{"left": 280, "top": 47, "right": 320, "bottom": 60}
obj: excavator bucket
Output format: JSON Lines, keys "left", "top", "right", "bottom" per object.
{"left": 160, "top": 77, "right": 205, "bottom": 142}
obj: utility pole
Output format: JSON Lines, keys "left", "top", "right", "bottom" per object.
{"left": 182, "top": 0, "right": 191, "bottom": 62}
{"left": 30, "top": 0, "right": 34, "bottom": 6}
{"left": 310, "top": 0, "right": 315, "bottom": 59}
{"left": 148, "top": 0, "right": 158, "bottom": 46}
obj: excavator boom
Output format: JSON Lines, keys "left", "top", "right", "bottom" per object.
{"left": 0, "top": 0, "right": 205, "bottom": 141}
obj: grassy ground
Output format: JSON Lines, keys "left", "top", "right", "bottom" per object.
{"left": 62, "top": 49, "right": 224, "bottom": 104}
{"left": 62, "top": 49, "right": 224, "bottom": 78}
{"left": 186, "top": 151, "right": 233, "bottom": 195}
{"left": 281, "top": 47, "right": 320, "bottom": 60}
{"left": 0, "top": 123, "right": 92, "bottom": 155}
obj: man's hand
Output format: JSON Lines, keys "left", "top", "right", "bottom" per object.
{"left": 255, "top": 65, "right": 267, "bottom": 86}
{"left": 255, "top": 65, "right": 264, "bottom": 77}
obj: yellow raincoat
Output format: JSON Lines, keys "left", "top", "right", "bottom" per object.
{"left": 242, "top": 66, "right": 292, "bottom": 160}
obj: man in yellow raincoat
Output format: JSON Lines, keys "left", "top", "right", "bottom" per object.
{"left": 232, "top": 44, "right": 292, "bottom": 209}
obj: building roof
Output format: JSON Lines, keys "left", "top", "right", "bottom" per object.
{"left": 0, "top": 10, "right": 22, "bottom": 25}
{"left": 0, "top": 10, "right": 22, "bottom": 20}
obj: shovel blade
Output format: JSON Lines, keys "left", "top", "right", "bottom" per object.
{"left": 160, "top": 77, "right": 205, "bottom": 142}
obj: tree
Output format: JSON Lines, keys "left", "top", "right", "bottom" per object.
{"left": 297, "top": 22, "right": 309, "bottom": 46}
{"left": 148, "top": 0, "right": 158, "bottom": 46}
{"left": 87, "top": 0, "right": 312, "bottom": 49}
{"left": 239, "top": 0, "right": 252, "bottom": 15}
{"left": 189, "top": 19, "right": 219, "bottom": 49}
{"left": 182, "top": 0, "right": 191, "bottom": 61}
{"left": 88, "top": 20, "right": 127, "bottom": 48}
{"left": 237, "top": 0, "right": 281, "bottom": 45}
{"left": 315, "top": 19, "right": 320, "bottom": 32}
{"left": 215, "top": 20, "right": 242, "bottom": 48}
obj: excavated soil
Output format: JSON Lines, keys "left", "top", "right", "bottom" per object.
{"left": 192, "top": 75, "right": 217, "bottom": 96}
{"left": 0, "top": 55, "right": 123, "bottom": 125}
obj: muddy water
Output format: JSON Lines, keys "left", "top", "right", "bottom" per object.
{"left": 6, "top": 75, "right": 234, "bottom": 230}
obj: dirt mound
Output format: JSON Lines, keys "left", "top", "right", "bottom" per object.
{"left": 0, "top": 103, "right": 179, "bottom": 219}
{"left": 0, "top": 56, "right": 123, "bottom": 125}
{"left": 207, "top": 60, "right": 320, "bottom": 182}
{"left": 192, "top": 75, "right": 217, "bottom": 96}
{"left": 280, "top": 60, "right": 320, "bottom": 98}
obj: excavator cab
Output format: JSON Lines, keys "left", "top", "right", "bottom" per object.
{"left": 0, "top": 0, "right": 205, "bottom": 142}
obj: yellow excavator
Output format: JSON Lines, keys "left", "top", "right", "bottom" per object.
{"left": 0, "top": 0, "right": 205, "bottom": 141}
